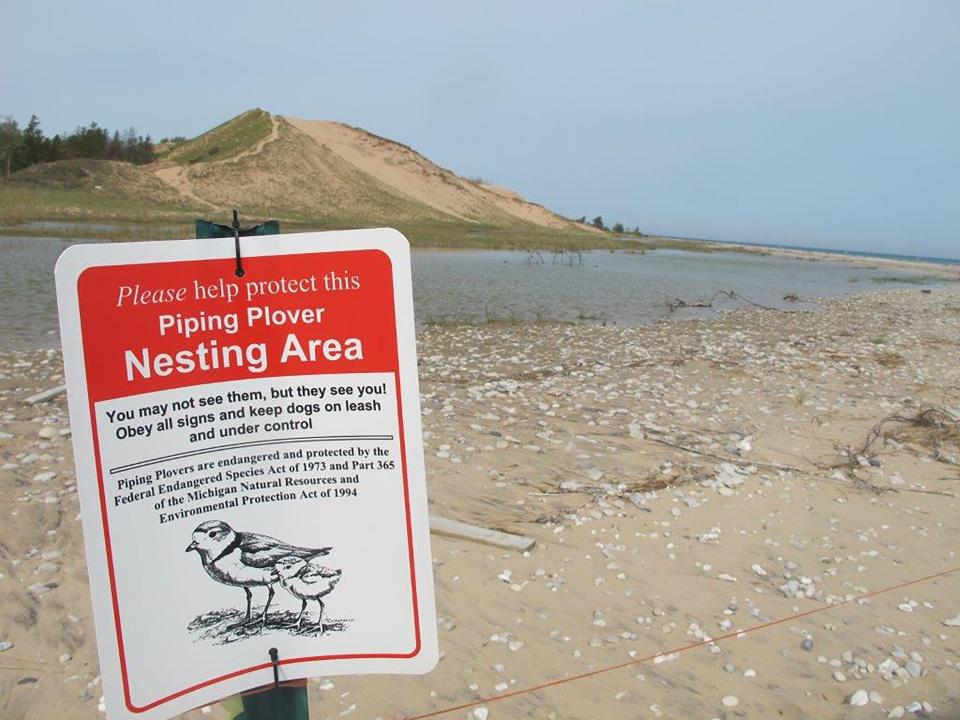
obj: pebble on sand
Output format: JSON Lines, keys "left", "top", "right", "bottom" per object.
{"left": 847, "top": 689, "right": 869, "bottom": 707}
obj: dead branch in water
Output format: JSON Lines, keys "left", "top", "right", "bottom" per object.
{"left": 551, "top": 248, "right": 583, "bottom": 266}
{"left": 664, "top": 289, "right": 788, "bottom": 314}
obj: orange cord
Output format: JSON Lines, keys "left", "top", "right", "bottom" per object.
{"left": 406, "top": 564, "right": 960, "bottom": 719}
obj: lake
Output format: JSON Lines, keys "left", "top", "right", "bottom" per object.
{"left": 0, "top": 236, "right": 944, "bottom": 351}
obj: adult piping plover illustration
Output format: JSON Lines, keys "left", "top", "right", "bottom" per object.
{"left": 272, "top": 555, "right": 343, "bottom": 632}
{"left": 185, "top": 519, "right": 331, "bottom": 627}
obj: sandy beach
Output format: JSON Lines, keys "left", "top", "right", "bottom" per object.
{"left": 1, "top": 283, "right": 958, "bottom": 719}
{"left": 726, "top": 243, "right": 960, "bottom": 281}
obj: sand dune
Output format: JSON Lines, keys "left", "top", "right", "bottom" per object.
{"left": 10, "top": 109, "right": 594, "bottom": 238}
{"left": 137, "top": 110, "right": 593, "bottom": 233}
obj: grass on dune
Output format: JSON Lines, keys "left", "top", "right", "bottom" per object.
{"left": 0, "top": 186, "right": 714, "bottom": 251}
{"left": 0, "top": 185, "right": 205, "bottom": 227}
{"left": 160, "top": 109, "right": 273, "bottom": 165}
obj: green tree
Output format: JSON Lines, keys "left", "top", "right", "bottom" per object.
{"left": 612, "top": 222, "right": 624, "bottom": 233}
{"left": 65, "top": 122, "right": 109, "bottom": 159}
{"left": 0, "top": 116, "right": 23, "bottom": 178}
{"left": 108, "top": 130, "right": 123, "bottom": 160}
{"left": 591, "top": 216, "right": 606, "bottom": 230}
{"left": 22, "top": 115, "right": 45, "bottom": 166}
{"left": 45, "top": 134, "right": 63, "bottom": 162}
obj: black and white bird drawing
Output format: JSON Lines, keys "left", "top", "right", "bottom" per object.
{"left": 272, "top": 555, "right": 343, "bottom": 632}
{"left": 185, "top": 519, "right": 331, "bottom": 627}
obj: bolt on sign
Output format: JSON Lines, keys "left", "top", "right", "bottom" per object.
{"left": 56, "top": 230, "right": 438, "bottom": 719}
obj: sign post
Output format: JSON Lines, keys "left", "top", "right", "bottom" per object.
{"left": 56, "top": 229, "right": 438, "bottom": 720}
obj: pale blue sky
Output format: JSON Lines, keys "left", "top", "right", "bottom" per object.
{"left": 3, "top": 1, "right": 958, "bottom": 258}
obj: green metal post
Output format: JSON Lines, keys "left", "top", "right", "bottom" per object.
{"left": 238, "top": 682, "right": 309, "bottom": 720}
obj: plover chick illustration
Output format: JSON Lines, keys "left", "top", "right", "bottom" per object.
{"left": 272, "top": 555, "right": 343, "bottom": 632}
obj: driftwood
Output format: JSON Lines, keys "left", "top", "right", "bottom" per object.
{"left": 429, "top": 515, "right": 535, "bottom": 552}
{"left": 642, "top": 434, "right": 805, "bottom": 474}
{"left": 24, "top": 385, "right": 67, "bottom": 404}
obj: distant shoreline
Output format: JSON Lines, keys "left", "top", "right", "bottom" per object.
{"left": 702, "top": 240, "right": 960, "bottom": 279}
{"left": 662, "top": 234, "right": 960, "bottom": 269}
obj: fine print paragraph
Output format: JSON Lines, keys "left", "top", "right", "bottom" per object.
{"left": 93, "top": 373, "right": 400, "bottom": 525}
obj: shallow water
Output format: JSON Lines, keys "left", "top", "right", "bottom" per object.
{"left": 410, "top": 247, "right": 941, "bottom": 325}
{"left": 0, "top": 236, "right": 944, "bottom": 351}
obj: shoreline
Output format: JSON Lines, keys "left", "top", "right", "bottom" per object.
{"left": 3, "top": 223, "right": 958, "bottom": 282}
{"left": 2, "top": 279, "right": 950, "bottom": 356}
{"left": 717, "top": 241, "right": 960, "bottom": 280}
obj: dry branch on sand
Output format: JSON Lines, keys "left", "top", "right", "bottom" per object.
{"left": 826, "top": 403, "right": 960, "bottom": 494}
{"left": 837, "top": 404, "right": 958, "bottom": 465}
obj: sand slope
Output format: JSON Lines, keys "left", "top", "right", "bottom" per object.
{"left": 284, "top": 117, "right": 585, "bottom": 230}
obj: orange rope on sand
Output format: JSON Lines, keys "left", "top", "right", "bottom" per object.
{"left": 406, "top": 565, "right": 960, "bottom": 720}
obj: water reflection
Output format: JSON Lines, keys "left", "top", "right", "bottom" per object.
{"left": 0, "top": 237, "right": 940, "bottom": 351}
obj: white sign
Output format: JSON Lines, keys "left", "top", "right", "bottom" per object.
{"left": 56, "top": 229, "right": 438, "bottom": 719}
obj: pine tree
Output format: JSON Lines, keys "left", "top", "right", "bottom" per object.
{"left": 46, "top": 134, "right": 62, "bottom": 162}
{"left": 108, "top": 130, "right": 123, "bottom": 160}
{"left": 23, "top": 115, "right": 45, "bottom": 166}
{"left": 0, "top": 116, "right": 22, "bottom": 178}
